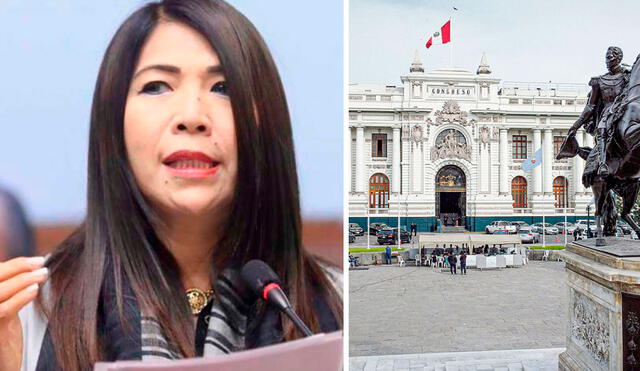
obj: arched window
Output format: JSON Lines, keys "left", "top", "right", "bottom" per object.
{"left": 553, "top": 176, "right": 568, "bottom": 209}
{"left": 511, "top": 176, "right": 527, "bottom": 208}
{"left": 369, "top": 173, "right": 389, "bottom": 208}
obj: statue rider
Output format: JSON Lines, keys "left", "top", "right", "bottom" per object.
{"left": 563, "top": 46, "right": 631, "bottom": 180}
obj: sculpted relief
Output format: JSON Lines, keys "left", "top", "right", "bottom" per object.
{"left": 571, "top": 290, "right": 610, "bottom": 368}
{"left": 433, "top": 100, "right": 476, "bottom": 126}
{"left": 479, "top": 126, "right": 491, "bottom": 145}
{"left": 402, "top": 124, "right": 426, "bottom": 142}
{"left": 478, "top": 125, "right": 498, "bottom": 146}
{"left": 431, "top": 129, "right": 471, "bottom": 161}
{"left": 412, "top": 124, "right": 423, "bottom": 142}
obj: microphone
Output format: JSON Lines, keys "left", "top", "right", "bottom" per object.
{"left": 240, "top": 259, "right": 314, "bottom": 337}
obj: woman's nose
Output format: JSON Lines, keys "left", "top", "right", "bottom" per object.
{"left": 175, "top": 121, "right": 210, "bottom": 135}
{"left": 173, "top": 95, "right": 211, "bottom": 135}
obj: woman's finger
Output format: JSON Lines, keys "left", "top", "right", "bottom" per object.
{"left": 0, "top": 283, "right": 39, "bottom": 320}
{"left": 0, "top": 268, "right": 48, "bottom": 303}
{"left": 0, "top": 256, "right": 45, "bottom": 282}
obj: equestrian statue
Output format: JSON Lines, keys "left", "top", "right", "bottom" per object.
{"left": 557, "top": 46, "right": 640, "bottom": 243}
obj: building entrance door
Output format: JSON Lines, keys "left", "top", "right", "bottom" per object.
{"left": 435, "top": 165, "right": 466, "bottom": 227}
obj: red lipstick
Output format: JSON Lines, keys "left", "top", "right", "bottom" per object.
{"left": 162, "top": 150, "right": 219, "bottom": 179}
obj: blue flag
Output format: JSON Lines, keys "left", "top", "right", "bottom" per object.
{"left": 521, "top": 148, "right": 542, "bottom": 172}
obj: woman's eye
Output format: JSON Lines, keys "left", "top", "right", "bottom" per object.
{"left": 211, "top": 81, "right": 229, "bottom": 96}
{"left": 139, "top": 81, "right": 171, "bottom": 95}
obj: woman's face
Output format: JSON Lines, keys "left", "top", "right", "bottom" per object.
{"left": 124, "top": 21, "right": 237, "bottom": 221}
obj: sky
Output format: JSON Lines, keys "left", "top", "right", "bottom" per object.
{"left": 0, "top": 0, "right": 342, "bottom": 223}
{"left": 350, "top": 0, "right": 640, "bottom": 85}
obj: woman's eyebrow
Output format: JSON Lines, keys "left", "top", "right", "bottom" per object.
{"left": 132, "top": 64, "right": 224, "bottom": 80}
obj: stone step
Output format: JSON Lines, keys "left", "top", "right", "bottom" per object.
{"left": 441, "top": 226, "right": 469, "bottom": 233}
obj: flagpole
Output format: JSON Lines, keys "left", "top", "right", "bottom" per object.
{"left": 448, "top": 17, "right": 453, "bottom": 67}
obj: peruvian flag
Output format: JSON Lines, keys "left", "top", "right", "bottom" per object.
{"left": 425, "top": 20, "right": 451, "bottom": 49}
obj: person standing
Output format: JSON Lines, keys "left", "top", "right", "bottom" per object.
{"left": 0, "top": 186, "right": 35, "bottom": 261}
{"left": 573, "top": 227, "right": 579, "bottom": 241}
{"left": 385, "top": 245, "right": 392, "bottom": 265}
{"left": 460, "top": 251, "right": 467, "bottom": 275}
{"left": 448, "top": 253, "right": 457, "bottom": 275}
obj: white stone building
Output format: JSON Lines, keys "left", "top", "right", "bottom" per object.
{"left": 348, "top": 52, "right": 594, "bottom": 232}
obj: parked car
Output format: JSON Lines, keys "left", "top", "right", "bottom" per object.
{"left": 554, "top": 222, "right": 577, "bottom": 234}
{"left": 377, "top": 228, "right": 411, "bottom": 245}
{"left": 349, "top": 232, "right": 356, "bottom": 243}
{"left": 485, "top": 221, "right": 517, "bottom": 234}
{"left": 511, "top": 221, "right": 529, "bottom": 231}
{"left": 369, "top": 222, "right": 389, "bottom": 235}
{"left": 531, "top": 222, "right": 558, "bottom": 235}
{"left": 617, "top": 221, "right": 632, "bottom": 235}
{"left": 349, "top": 223, "right": 364, "bottom": 236}
{"left": 518, "top": 226, "right": 539, "bottom": 244}
{"left": 575, "top": 220, "right": 597, "bottom": 233}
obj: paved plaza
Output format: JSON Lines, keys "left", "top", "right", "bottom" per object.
{"left": 349, "top": 348, "right": 564, "bottom": 371}
{"left": 349, "top": 261, "right": 568, "bottom": 359}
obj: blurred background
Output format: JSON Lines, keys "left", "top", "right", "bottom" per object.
{"left": 0, "top": 0, "right": 343, "bottom": 265}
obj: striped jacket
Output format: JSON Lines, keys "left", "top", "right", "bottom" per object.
{"left": 18, "top": 264, "right": 341, "bottom": 370}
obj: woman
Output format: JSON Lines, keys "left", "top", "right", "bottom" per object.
{"left": 0, "top": 187, "right": 35, "bottom": 261}
{"left": 0, "top": 1, "right": 342, "bottom": 369}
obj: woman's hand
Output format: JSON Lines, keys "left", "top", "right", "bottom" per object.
{"left": 0, "top": 256, "right": 48, "bottom": 371}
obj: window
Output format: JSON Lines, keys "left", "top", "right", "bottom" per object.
{"left": 553, "top": 136, "right": 565, "bottom": 157}
{"left": 369, "top": 174, "right": 390, "bottom": 208}
{"left": 553, "top": 176, "right": 568, "bottom": 209}
{"left": 566, "top": 100, "right": 574, "bottom": 105}
{"left": 522, "top": 99, "right": 532, "bottom": 105}
{"left": 553, "top": 99, "right": 562, "bottom": 105}
{"left": 366, "top": 95, "right": 377, "bottom": 101}
{"left": 511, "top": 176, "right": 528, "bottom": 208}
{"left": 512, "top": 135, "right": 527, "bottom": 159}
{"left": 509, "top": 98, "right": 519, "bottom": 104}
{"left": 372, "top": 134, "right": 387, "bottom": 157}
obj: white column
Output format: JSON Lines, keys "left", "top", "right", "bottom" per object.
{"left": 574, "top": 129, "right": 585, "bottom": 194}
{"left": 392, "top": 126, "right": 400, "bottom": 193}
{"left": 412, "top": 141, "right": 422, "bottom": 192}
{"left": 479, "top": 143, "right": 489, "bottom": 193}
{"left": 356, "top": 126, "right": 365, "bottom": 193}
{"left": 499, "top": 129, "right": 509, "bottom": 194}
{"left": 543, "top": 128, "right": 553, "bottom": 195}
{"left": 532, "top": 129, "right": 542, "bottom": 195}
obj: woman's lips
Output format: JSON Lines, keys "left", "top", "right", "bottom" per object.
{"left": 162, "top": 150, "right": 219, "bottom": 179}
{"left": 164, "top": 163, "right": 219, "bottom": 178}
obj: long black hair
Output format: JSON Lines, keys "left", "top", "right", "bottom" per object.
{"left": 40, "top": 1, "right": 342, "bottom": 369}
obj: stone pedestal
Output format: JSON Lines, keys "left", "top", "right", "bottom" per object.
{"left": 559, "top": 239, "right": 640, "bottom": 371}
